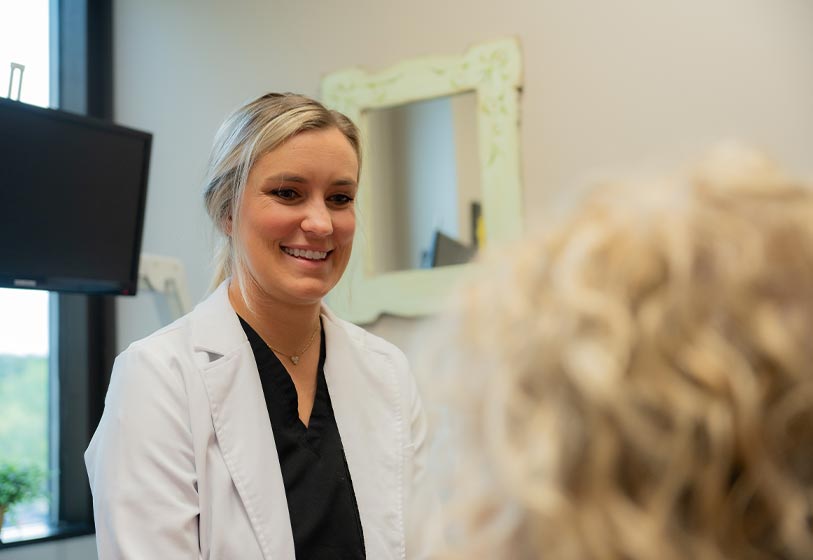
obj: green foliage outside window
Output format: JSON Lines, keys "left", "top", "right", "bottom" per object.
{"left": 0, "top": 463, "right": 44, "bottom": 514}
{"left": 0, "top": 355, "right": 48, "bottom": 466}
{"left": 0, "top": 354, "right": 49, "bottom": 531}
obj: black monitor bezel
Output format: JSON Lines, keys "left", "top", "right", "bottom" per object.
{"left": 0, "top": 97, "right": 152, "bottom": 295}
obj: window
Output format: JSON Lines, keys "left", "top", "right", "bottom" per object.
{"left": 0, "top": 289, "right": 51, "bottom": 540}
{"left": 0, "top": 0, "right": 56, "bottom": 542}
{"left": 0, "top": 0, "right": 52, "bottom": 109}
{"left": 0, "top": 0, "right": 115, "bottom": 549}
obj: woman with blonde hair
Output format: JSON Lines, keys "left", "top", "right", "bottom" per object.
{"left": 86, "top": 93, "right": 427, "bottom": 559}
{"left": 430, "top": 146, "right": 813, "bottom": 559}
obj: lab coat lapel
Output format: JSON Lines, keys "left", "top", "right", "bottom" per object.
{"left": 321, "top": 306, "right": 404, "bottom": 558}
{"left": 191, "top": 283, "right": 295, "bottom": 560}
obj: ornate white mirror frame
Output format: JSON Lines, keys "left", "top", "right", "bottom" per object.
{"left": 322, "top": 37, "right": 523, "bottom": 323}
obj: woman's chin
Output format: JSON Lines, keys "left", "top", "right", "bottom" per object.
{"left": 272, "top": 279, "right": 336, "bottom": 306}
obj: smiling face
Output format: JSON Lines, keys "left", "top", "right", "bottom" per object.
{"left": 231, "top": 127, "right": 359, "bottom": 308}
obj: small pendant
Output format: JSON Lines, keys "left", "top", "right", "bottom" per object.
{"left": 290, "top": 355, "right": 300, "bottom": 365}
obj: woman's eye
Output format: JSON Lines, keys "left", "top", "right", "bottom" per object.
{"left": 270, "top": 188, "right": 299, "bottom": 201}
{"left": 328, "top": 193, "right": 354, "bottom": 206}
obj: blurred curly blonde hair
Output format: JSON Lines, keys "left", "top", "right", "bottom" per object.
{"left": 430, "top": 145, "right": 813, "bottom": 560}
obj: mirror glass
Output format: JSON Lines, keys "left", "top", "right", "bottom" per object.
{"left": 364, "top": 92, "right": 482, "bottom": 275}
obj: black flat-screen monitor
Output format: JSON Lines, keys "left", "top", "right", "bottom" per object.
{"left": 0, "top": 98, "right": 151, "bottom": 295}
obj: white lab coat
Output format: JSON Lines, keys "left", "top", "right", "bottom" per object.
{"left": 85, "top": 281, "right": 428, "bottom": 559}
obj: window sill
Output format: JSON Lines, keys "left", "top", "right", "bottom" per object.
{"left": 0, "top": 521, "right": 94, "bottom": 549}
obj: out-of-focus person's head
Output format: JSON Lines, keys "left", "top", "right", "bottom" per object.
{"left": 430, "top": 144, "right": 813, "bottom": 559}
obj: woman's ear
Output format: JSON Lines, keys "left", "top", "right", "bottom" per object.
{"left": 223, "top": 214, "right": 233, "bottom": 236}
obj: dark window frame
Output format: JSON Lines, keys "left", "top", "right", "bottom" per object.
{"left": 0, "top": 0, "right": 114, "bottom": 549}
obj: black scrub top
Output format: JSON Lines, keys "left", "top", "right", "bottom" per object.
{"left": 239, "top": 316, "right": 366, "bottom": 560}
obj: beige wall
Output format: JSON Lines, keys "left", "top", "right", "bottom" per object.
{"left": 113, "top": 0, "right": 813, "bottom": 359}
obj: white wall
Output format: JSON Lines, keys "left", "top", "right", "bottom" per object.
{"left": 28, "top": 1, "right": 807, "bottom": 556}
{"left": 110, "top": 0, "right": 813, "bottom": 354}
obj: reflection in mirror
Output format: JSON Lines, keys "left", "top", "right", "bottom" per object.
{"left": 365, "top": 92, "right": 481, "bottom": 275}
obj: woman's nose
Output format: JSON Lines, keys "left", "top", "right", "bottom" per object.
{"left": 301, "top": 202, "right": 333, "bottom": 237}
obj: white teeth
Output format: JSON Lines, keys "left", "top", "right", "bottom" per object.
{"left": 283, "top": 247, "right": 328, "bottom": 260}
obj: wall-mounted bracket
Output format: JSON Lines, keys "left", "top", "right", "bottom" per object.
{"left": 138, "top": 253, "right": 191, "bottom": 325}
{"left": 7, "top": 62, "right": 25, "bottom": 101}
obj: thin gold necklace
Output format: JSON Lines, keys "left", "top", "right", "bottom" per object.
{"left": 266, "top": 322, "right": 320, "bottom": 365}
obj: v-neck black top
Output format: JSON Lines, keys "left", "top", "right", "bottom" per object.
{"left": 239, "top": 316, "right": 366, "bottom": 559}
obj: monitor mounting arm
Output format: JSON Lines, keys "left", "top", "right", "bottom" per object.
{"left": 7, "top": 62, "right": 24, "bottom": 101}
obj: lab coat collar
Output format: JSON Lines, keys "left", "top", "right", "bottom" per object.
{"left": 188, "top": 280, "right": 245, "bottom": 360}
{"left": 190, "top": 280, "right": 294, "bottom": 559}
{"left": 188, "top": 280, "right": 348, "bottom": 360}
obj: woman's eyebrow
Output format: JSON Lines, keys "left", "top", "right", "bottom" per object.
{"left": 263, "top": 174, "right": 357, "bottom": 188}
{"left": 266, "top": 173, "right": 307, "bottom": 184}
